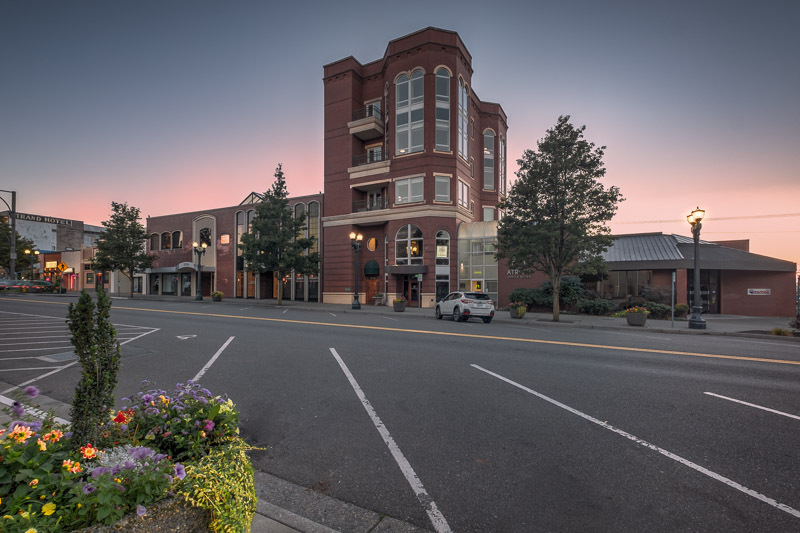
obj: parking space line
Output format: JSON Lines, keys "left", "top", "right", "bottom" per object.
{"left": 329, "top": 347, "right": 452, "bottom": 533}
{"left": 192, "top": 336, "right": 235, "bottom": 382}
{"left": 0, "top": 340, "right": 72, "bottom": 346}
{"left": 0, "top": 366, "right": 61, "bottom": 372}
{"left": 704, "top": 392, "right": 800, "bottom": 421}
{"left": 471, "top": 364, "right": 800, "bottom": 519}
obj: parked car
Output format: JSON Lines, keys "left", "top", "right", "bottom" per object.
{"left": 0, "top": 279, "right": 21, "bottom": 291}
{"left": 435, "top": 291, "right": 495, "bottom": 323}
{"left": 30, "top": 280, "right": 56, "bottom": 293}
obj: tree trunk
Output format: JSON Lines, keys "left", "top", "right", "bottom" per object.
{"left": 127, "top": 271, "right": 134, "bottom": 299}
{"left": 551, "top": 275, "right": 561, "bottom": 322}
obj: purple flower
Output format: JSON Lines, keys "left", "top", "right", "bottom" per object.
{"left": 164, "top": 474, "right": 173, "bottom": 483}
{"left": 174, "top": 464, "right": 186, "bottom": 480}
{"left": 11, "top": 402, "right": 24, "bottom": 417}
{"left": 153, "top": 453, "right": 168, "bottom": 462}
{"left": 115, "top": 484, "right": 126, "bottom": 492}
{"left": 83, "top": 483, "right": 96, "bottom": 494}
{"left": 141, "top": 394, "right": 155, "bottom": 403}
{"left": 24, "top": 386, "right": 39, "bottom": 398}
{"left": 140, "top": 380, "right": 151, "bottom": 386}
{"left": 91, "top": 466, "right": 111, "bottom": 478}
{"left": 136, "top": 504, "right": 147, "bottom": 517}
{"left": 122, "top": 461, "right": 136, "bottom": 470}
{"left": 130, "top": 447, "right": 154, "bottom": 460}
{"left": 203, "top": 420, "right": 215, "bottom": 432}
{"left": 145, "top": 407, "right": 159, "bottom": 416}
{"left": 111, "top": 465, "right": 122, "bottom": 475}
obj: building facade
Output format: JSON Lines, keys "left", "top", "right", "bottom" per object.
{"left": 145, "top": 193, "right": 323, "bottom": 300}
{"left": 322, "top": 27, "right": 508, "bottom": 307}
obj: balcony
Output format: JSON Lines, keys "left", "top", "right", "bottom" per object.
{"left": 348, "top": 150, "right": 390, "bottom": 178}
{"left": 348, "top": 106, "right": 384, "bottom": 141}
{"left": 352, "top": 151, "right": 387, "bottom": 167}
{"left": 352, "top": 197, "right": 389, "bottom": 213}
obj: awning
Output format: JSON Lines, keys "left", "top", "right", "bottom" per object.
{"left": 363, "top": 260, "right": 380, "bottom": 275}
{"left": 147, "top": 264, "right": 216, "bottom": 274}
{"left": 385, "top": 265, "right": 427, "bottom": 275}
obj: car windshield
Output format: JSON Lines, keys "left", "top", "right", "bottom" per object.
{"left": 465, "top": 293, "right": 490, "bottom": 300}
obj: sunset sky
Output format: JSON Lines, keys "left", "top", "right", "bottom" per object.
{"left": 2, "top": 1, "right": 798, "bottom": 270}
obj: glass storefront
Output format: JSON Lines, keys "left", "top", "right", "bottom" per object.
{"left": 457, "top": 221, "right": 498, "bottom": 304}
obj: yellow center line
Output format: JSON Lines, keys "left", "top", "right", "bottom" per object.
{"left": 5, "top": 297, "right": 799, "bottom": 366}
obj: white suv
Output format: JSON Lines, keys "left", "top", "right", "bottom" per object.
{"left": 435, "top": 292, "right": 495, "bottom": 323}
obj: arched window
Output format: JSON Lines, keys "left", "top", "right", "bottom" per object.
{"left": 308, "top": 201, "right": 320, "bottom": 254}
{"left": 161, "top": 232, "right": 172, "bottom": 250}
{"left": 499, "top": 135, "right": 506, "bottom": 195}
{"left": 150, "top": 234, "right": 159, "bottom": 251}
{"left": 483, "top": 130, "right": 495, "bottom": 190}
{"left": 435, "top": 68, "right": 450, "bottom": 151}
{"left": 435, "top": 230, "right": 450, "bottom": 266}
{"left": 395, "top": 224, "right": 423, "bottom": 265}
{"left": 396, "top": 70, "right": 424, "bottom": 155}
{"left": 172, "top": 231, "right": 183, "bottom": 249}
{"left": 458, "top": 78, "right": 469, "bottom": 159}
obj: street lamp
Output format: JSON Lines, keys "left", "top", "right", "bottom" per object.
{"left": 349, "top": 231, "right": 363, "bottom": 309}
{"left": 24, "top": 249, "right": 39, "bottom": 280}
{"left": 192, "top": 241, "right": 208, "bottom": 301}
{"left": 687, "top": 207, "right": 707, "bottom": 330}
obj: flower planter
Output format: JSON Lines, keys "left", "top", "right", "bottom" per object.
{"left": 78, "top": 497, "right": 211, "bottom": 533}
{"left": 510, "top": 306, "right": 526, "bottom": 319}
{"left": 393, "top": 300, "right": 406, "bottom": 312}
{"left": 626, "top": 312, "right": 647, "bottom": 326}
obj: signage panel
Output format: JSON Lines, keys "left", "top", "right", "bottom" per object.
{"left": 747, "top": 288, "right": 771, "bottom": 295}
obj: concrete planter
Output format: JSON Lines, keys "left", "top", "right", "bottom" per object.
{"left": 77, "top": 497, "right": 211, "bottom": 532}
{"left": 510, "top": 307, "right": 526, "bottom": 319}
{"left": 626, "top": 312, "right": 647, "bottom": 326}
{"left": 393, "top": 300, "right": 406, "bottom": 312}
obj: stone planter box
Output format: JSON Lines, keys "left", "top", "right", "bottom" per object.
{"left": 626, "top": 312, "right": 647, "bottom": 326}
{"left": 393, "top": 300, "right": 406, "bottom": 312}
{"left": 510, "top": 307, "right": 526, "bottom": 319}
{"left": 77, "top": 497, "right": 211, "bottom": 532}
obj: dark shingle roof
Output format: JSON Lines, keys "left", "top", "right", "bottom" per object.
{"left": 604, "top": 234, "right": 683, "bottom": 262}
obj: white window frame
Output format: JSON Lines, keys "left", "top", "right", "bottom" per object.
{"left": 395, "top": 176, "right": 424, "bottom": 205}
{"left": 457, "top": 180, "right": 469, "bottom": 209}
{"left": 458, "top": 78, "right": 469, "bottom": 160}
{"left": 483, "top": 207, "right": 494, "bottom": 221}
{"left": 396, "top": 70, "right": 424, "bottom": 155}
{"left": 483, "top": 130, "right": 495, "bottom": 190}
{"left": 435, "top": 175, "right": 450, "bottom": 202}
{"left": 435, "top": 68, "right": 450, "bottom": 152}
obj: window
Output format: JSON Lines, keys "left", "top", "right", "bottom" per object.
{"left": 499, "top": 136, "right": 506, "bottom": 195}
{"left": 160, "top": 232, "right": 171, "bottom": 250}
{"left": 435, "top": 68, "right": 450, "bottom": 151}
{"left": 435, "top": 230, "right": 450, "bottom": 266}
{"left": 295, "top": 203, "right": 306, "bottom": 243}
{"left": 308, "top": 201, "right": 320, "bottom": 254}
{"left": 396, "top": 70, "right": 424, "bottom": 155}
{"left": 457, "top": 180, "right": 469, "bottom": 208}
{"left": 199, "top": 228, "right": 212, "bottom": 247}
{"left": 172, "top": 231, "right": 183, "bottom": 249}
{"left": 435, "top": 176, "right": 450, "bottom": 202}
{"left": 483, "top": 207, "right": 494, "bottom": 221}
{"left": 435, "top": 230, "right": 450, "bottom": 302}
{"left": 483, "top": 130, "right": 495, "bottom": 190}
{"left": 395, "top": 176, "right": 424, "bottom": 204}
{"left": 150, "top": 234, "right": 159, "bottom": 251}
{"left": 367, "top": 144, "right": 383, "bottom": 163}
{"left": 395, "top": 224, "right": 423, "bottom": 265}
{"left": 458, "top": 78, "right": 469, "bottom": 159}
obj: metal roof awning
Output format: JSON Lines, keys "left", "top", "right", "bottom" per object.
{"left": 363, "top": 260, "right": 380, "bottom": 275}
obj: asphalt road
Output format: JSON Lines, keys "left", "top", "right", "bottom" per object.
{"left": 1, "top": 294, "right": 799, "bottom": 532}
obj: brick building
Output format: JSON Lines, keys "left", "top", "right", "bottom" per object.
{"left": 322, "top": 27, "right": 508, "bottom": 307}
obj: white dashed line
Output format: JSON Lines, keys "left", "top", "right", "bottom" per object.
{"left": 704, "top": 392, "right": 800, "bottom": 421}
{"left": 192, "top": 336, "right": 235, "bottom": 382}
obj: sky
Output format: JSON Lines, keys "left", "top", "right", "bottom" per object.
{"left": 2, "top": 0, "right": 798, "bottom": 270}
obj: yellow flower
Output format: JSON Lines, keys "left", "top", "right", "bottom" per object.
{"left": 39, "top": 495, "right": 46, "bottom": 500}
{"left": 37, "top": 438, "right": 46, "bottom": 451}
{"left": 19, "top": 510, "right": 29, "bottom": 518}
{"left": 42, "top": 503, "right": 56, "bottom": 516}
{"left": 77, "top": 503, "right": 82, "bottom": 509}
{"left": 25, "top": 528, "right": 37, "bottom": 533}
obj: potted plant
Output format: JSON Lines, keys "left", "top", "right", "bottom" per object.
{"left": 373, "top": 293, "right": 384, "bottom": 306}
{"left": 509, "top": 301, "right": 526, "bottom": 319}
{"left": 211, "top": 290, "right": 224, "bottom": 302}
{"left": 393, "top": 297, "right": 406, "bottom": 312}
{"left": 623, "top": 306, "right": 649, "bottom": 326}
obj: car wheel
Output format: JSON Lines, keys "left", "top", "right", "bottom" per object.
{"left": 482, "top": 316, "right": 493, "bottom": 324}
{"left": 435, "top": 306, "right": 442, "bottom": 319}
{"left": 453, "top": 308, "right": 462, "bottom": 322}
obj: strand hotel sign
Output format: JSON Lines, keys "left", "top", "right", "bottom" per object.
{"left": 15, "top": 212, "right": 74, "bottom": 226}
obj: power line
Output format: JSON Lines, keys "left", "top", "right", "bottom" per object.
{"left": 616, "top": 212, "right": 800, "bottom": 225}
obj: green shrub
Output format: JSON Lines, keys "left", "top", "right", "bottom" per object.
{"left": 512, "top": 276, "right": 585, "bottom": 309}
{"left": 771, "top": 327, "right": 792, "bottom": 336}
{"left": 675, "top": 304, "right": 689, "bottom": 318}
{"left": 577, "top": 298, "right": 616, "bottom": 315}
{"left": 641, "top": 286, "right": 670, "bottom": 304}
{"left": 508, "top": 288, "right": 539, "bottom": 308}
{"left": 642, "top": 302, "right": 670, "bottom": 319}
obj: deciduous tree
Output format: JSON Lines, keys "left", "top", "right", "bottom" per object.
{"left": 497, "top": 116, "right": 623, "bottom": 321}
{"left": 93, "top": 202, "right": 154, "bottom": 298}
{"left": 0, "top": 219, "right": 35, "bottom": 279}
{"left": 239, "top": 165, "right": 320, "bottom": 305}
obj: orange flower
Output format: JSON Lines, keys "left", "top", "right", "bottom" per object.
{"left": 112, "top": 409, "right": 134, "bottom": 424}
{"left": 43, "top": 430, "right": 63, "bottom": 443}
{"left": 9, "top": 426, "right": 34, "bottom": 443}
{"left": 29, "top": 479, "right": 38, "bottom": 487}
{"left": 80, "top": 443, "right": 99, "bottom": 460}
{"left": 37, "top": 438, "right": 47, "bottom": 451}
{"left": 62, "top": 459, "right": 82, "bottom": 473}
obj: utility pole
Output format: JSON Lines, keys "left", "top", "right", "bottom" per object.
{"left": 0, "top": 190, "right": 15, "bottom": 280}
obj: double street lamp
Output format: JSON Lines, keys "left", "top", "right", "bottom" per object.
{"left": 192, "top": 241, "right": 208, "bottom": 301}
{"left": 687, "top": 207, "right": 707, "bottom": 330}
{"left": 24, "top": 249, "right": 39, "bottom": 280}
{"left": 349, "top": 232, "right": 363, "bottom": 309}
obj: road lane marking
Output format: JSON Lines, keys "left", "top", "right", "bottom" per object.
{"left": 329, "top": 313, "right": 337, "bottom": 317}
{"left": 192, "top": 336, "right": 235, "bottom": 382}
{"left": 329, "top": 348, "right": 452, "bottom": 533}
{"left": 704, "top": 392, "right": 800, "bottom": 421}
{"left": 472, "top": 364, "right": 800, "bottom": 519}
{"left": 0, "top": 340, "right": 72, "bottom": 346}
{"left": 0, "top": 366, "right": 61, "bottom": 372}
{"left": 5, "top": 299, "right": 800, "bottom": 367}
{"left": 283, "top": 309, "right": 288, "bottom": 314}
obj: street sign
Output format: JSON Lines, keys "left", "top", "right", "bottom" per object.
{"left": 57, "top": 262, "right": 67, "bottom": 272}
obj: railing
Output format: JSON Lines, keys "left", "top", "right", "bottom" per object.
{"left": 352, "top": 151, "right": 387, "bottom": 167}
{"left": 352, "top": 106, "right": 382, "bottom": 122}
{"left": 352, "top": 198, "right": 389, "bottom": 212}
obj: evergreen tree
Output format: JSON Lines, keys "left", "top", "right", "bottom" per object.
{"left": 67, "top": 288, "right": 121, "bottom": 449}
{"left": 239, "top": 165, "right": 320, "bottom": 305}
{"left": 497, "top": 116, "right": 624, "bottom": 321}
{"left": 93, "top": 202, "right": 154, "bottom": 297}
{"left": 0, "top": 219, "right": 35, "bottom": 279}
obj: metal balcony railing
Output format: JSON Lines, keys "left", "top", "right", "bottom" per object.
{"left": 352, "top": 198, "right": 389, "bottom": 212}
{"left": 352, "top": 151, "right": 387, "bottom": 167}
{"left": 352, "top": 105, "right": 382, "bottom": 122}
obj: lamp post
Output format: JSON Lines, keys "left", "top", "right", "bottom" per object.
{"left": 687, "top": 207, "right": 707, "bottom": 330}
{"left": 24, "top": 249, "right": 39, "bottom": 280}
{"left": 349, "top": 231, "right": 363, "bottom": 309}
{"left": 192, "top": 241, "right": 208, "bottom": 301}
